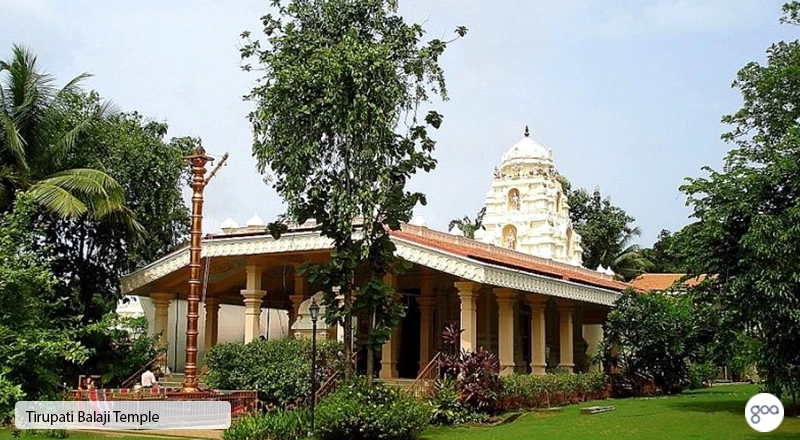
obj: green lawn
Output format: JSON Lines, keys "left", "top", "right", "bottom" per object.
{"left": 2, "top": 384, "right": 798, "bottom": 440}
{"left": 425, "top": 384, "right": 800, "bottom": 440}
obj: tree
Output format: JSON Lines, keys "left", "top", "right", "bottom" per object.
{"left": 640, "top": 229, "right": 691, "bottom": 273}
{"left": 243, "top": 0, "right": 465, "bottom": 379}
{"left": 679, "top": 2, "right": 800, "bottom": 409}
{"left": 36, "top": 91, "right": 191, "bottom": 324}
{"left": 448, "top": 207, "right": 485, "bottom": 239}
{"left": 600, "top": 289, "right": 715, "bottom": 394}
{"left": 0, "top": 45, "right": 134, "bottom": 224}
{"left": 0, "top": 196, "right": 89, "bottom": 403}
{"left": 563, "top": 183, "right": 650, "bottom": 280}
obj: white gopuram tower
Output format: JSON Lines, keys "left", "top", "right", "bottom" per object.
{"left": 474, "top": 127, "right": 583, "bottom": 266}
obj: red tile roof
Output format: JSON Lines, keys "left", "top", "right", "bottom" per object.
{"left": 629, "top": 273, "right": 707, "bottom": 291}
{"left": 391, "top": 224, "right": 630, "bottom": 292}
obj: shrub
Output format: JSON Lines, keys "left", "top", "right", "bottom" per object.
{"left": 0, "top": 373, "right": 25, "bottom": 424}
{"left": 687, "top": 362, "right": 717, "bottom": 389}
{"left": 498, "top": 372, "right": 608, "bottom": 411}
{"left": 205, "top": 338, "right": 343, "bottom": 408}
{"left": 437, "top": 324, "right": 501, "bottom": 414}
{"left": 315, "top": 379, "right": 430, "bottom": 440}
{"left": 428, "top": 378, "right": 488, "bottom": 426}
{"left": 222, "top": 410, "right": 307, "bottom": 440}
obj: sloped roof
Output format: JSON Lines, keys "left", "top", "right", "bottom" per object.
{"left": 392, "top": 224, "right": 629, "bottom": 292}
{"left": 629, "top": 273, "right": 707, "bottom": 291}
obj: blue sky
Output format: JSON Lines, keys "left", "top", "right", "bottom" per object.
{"left": 2, "top": 0, "right": 795, "bottom": 245}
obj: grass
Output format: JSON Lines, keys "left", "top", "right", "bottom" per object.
{"left": 424, "top": 384, "right": 800, "bottom": 440}
{"left": 2, "top": 384, "right": 797, "bottom": 440}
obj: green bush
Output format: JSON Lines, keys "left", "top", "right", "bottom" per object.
{"left": 315, "top": 379, "right": 431, "bottom": 440}
{"left": 687, "top": 362, "right": 717, "bottom": 389}
{"left": 0, "top": 372, "right": 25, "bottom": 424}
{"left": 498, "top": 372, "right": 607, "bottom": 411}
{"left": 428, "top": 378, "right": 487, "bottom": 426}
{"left": 205, "top": 338, "right": 343, "bottom": 408}
{"left": 222, "top": 410, "right": 307, "bottom": 440}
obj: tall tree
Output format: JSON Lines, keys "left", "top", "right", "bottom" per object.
{"left": 243, "top": 0, "right": 464, "bottom": 379}
{"left": 563, "top": 182, "right": 650, "bottom": 280}
{"left": 680, "top": 2, "right": 800, "bottom": 408}
{"left": 640, "top": 229, "right": 690, "bottom": 273}
{"left": 448, "top": 207, "right": 485, "bottom": 239}
{"left": 0, "top": 45, "right": 133, "bottom": 223}
{"left": 39, "top": 91, "right": 192, "bottom": 323}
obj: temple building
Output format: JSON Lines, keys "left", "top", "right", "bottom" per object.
{"left": 121, "top": 129, "right": 628, "bottom": 378}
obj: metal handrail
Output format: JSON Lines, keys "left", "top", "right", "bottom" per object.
{"left": 120, "top": 353, "right": 163, "bottom": 389}
{"left": 408, "top": 352, "right": 442, "bottom": 397}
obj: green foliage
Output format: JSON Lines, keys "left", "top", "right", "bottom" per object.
{"left": 563, "top": 183, "right": 650, "bottom": 280}
{"left": 242, "top": 0, "right": 465, "bottom": 378}
{"left": 0, "top": 372, "right": 25, "bottom": 424}
{"left": 498, "top": 372, "right": 607, "bottom": 411}
{"left": 428, "top": 378, "right": 488, "bottom": 426}
{"left": 80, "top": 313, "right": 162, "bottom": 386}
{"left": 600, "top": 290, "right": 717, "bottom": 394}
{"left": 678, "top": 2, "right": 800, "bottom": 407}
{"left": 447, "top": 207, "right": 485, "bottom": 239}
{"left": 21, "top": 430, "right": 68, "bottom": 439}
{"left": 222, "top": 409, "right": 307, "bottom": 440}
{"left": 640, "top": 229, "right": 691, "bottom": 273}
{"left": 204, "top": 338, "right": 343, "bottom": 407}
{"left": 40, "top": 91, "right": 191, "bottom": 325}
{"left": 0, "top": 45, "right": 132, "bottom": 223}
{"left": 315, "top": 379, "right": 431, "bottom": 440}
{"left": 437, "top": 325, "right": 501, "bottom": 414}
{"left": 687, "top": 362, "right": 717, "bottom": 390}
{"left": 0, "top": 196, "right": 89, "bottom": 400}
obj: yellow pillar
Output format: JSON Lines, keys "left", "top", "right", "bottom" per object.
{"left": 152, "top": 292, "right": 172, "bottom": 348}
{"left": 418, "top": 276, "right": 435, "bottom": 371}
{"left": 494, "top": 288, "right": 517, "bottom": 376}
{"left": 583, "top": 323, "right": 604, "bottom": 372}
{"left": 203, "top": 297, "right": 220, "bottom": 351}
{"left": 241, "top": 264, "right": 266, "bottom": 343}
{"left": 526, "top": 295, "right": 547, "bottom": 375}
{"left": 455, "top": 281, "right": 480, "bottom": 352}
{"left": 558, "top": 302, "right": 575, "bottom": 372}
{"left": 380, "top": 274, "right": 399, "bottom": 379}
{"left": 288, "top": 272, "right": 307, "bottom": 337}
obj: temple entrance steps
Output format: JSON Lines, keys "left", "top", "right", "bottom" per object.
{"left": 379, "top": 378, "right": 435, "bottom": 397}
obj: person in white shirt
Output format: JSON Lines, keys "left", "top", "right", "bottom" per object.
{"left": 141, "top": 368, "right": 158, "bottom": 388}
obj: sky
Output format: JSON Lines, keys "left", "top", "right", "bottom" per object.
{"left": 2, "top": 0, "right": 796, "bottom": 245}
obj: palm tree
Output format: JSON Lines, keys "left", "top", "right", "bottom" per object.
{"left": 599, "top": 226, "right": 653, "bottom": 281}
{"left": 448, "top": 207, "right": 486, "bottom": 239}
{"left": 0, "top": 44, "right": 138, "bottom": 227}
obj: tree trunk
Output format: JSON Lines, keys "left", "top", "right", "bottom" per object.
{"left": 366, "top": 345, "right": 375, "bottom": 387}
{"left": 343, "top": 287, "right": 353, "bottom": 378}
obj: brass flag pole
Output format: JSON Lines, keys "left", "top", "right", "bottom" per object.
{"left": 182, "top": 144, "right": 228, "bottom": 392}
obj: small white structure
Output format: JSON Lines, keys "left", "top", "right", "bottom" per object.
{"left": 291, "top": 293, "right": 334, "bottom": 339}
{"left": 478, "top": 127, "right": 583, "bottom": 266}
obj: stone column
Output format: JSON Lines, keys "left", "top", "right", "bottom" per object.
{"left": 583, "top": 323, "right": 604, "bottom": 372}
{"left": 455, "top": 281, "right": 480, "bottom": 352}
{"left": 241, "top": 264, "right": 266, "bottom": 343}
{"left": 151, "top": 293, "right": 172, "bottom": 350}
{"left": 494, "top": 288, "right": 517, "bottom": 376}
{"left": 418, "top": 296, "right": 436, "bottom": 370}
{"left": 288, "top": 272, "right": 307, "bottom": 337}
{"left": 203, "top": 297, "right": 221, "bottom": 351}
{"left": 526, "top": 295, "right": 547, "bottom": 375}
{"left": 380, "top": 274, "right": 399, "bottom": 379}
{"left": 558, "top": 302, "right": 576, "bottom": 372}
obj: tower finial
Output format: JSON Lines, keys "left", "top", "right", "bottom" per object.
{"left": 524, "top": 125, "right": 529, "bottom": 137}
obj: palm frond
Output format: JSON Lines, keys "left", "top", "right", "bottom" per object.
{"left": 26, "top": 181, "right": 88, "bottom": 217}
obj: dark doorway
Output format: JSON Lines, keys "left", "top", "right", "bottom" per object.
{"left": 397, "top": 292, "right": 421, "bottom": 378}
{"left": 521, "top": 306, "right": 531, "bottom": 373}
